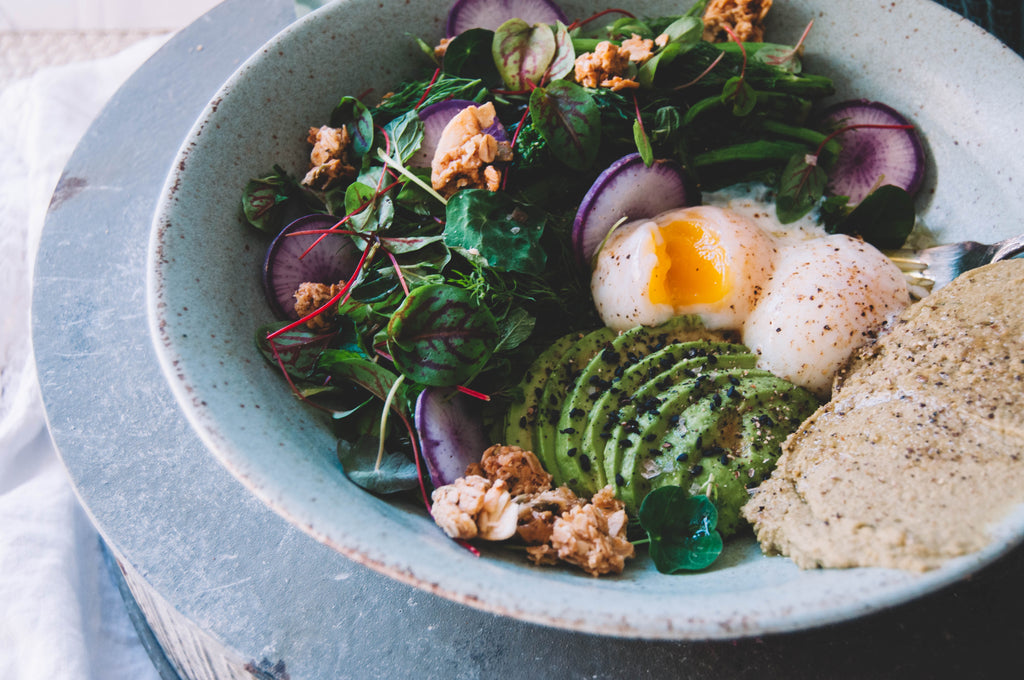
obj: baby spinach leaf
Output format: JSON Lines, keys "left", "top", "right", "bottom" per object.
{"left": 493, "top": 18, "right": 556, "bottom": 91}
{"left": 444, "top": 189, "right": 548, "bottom": 276}
{"left": 386, "top": 283, "right": 498, "bottom": 387}
{"left": 638, "top": 486, "right": 723, "bottom": 573}
{"left": 528, "top": 80, "right": 601, "bottom": 171}
{"left": 330, "top": 96, "right": 374, "bottom": 156}
{"left": 775, "top": 152, "right": 827, "bottom": 224}
{"left": 337, "top": 435, "right": 419, "bottom": 494}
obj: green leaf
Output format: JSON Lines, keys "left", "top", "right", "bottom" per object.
{"left": 638, "top": 487, "right": 723, "bottom": 573}
{"left": 637, "top": 41, "right": 683, "bottom": 88}
{"left": 775, "top": 152, "right": 827, "bottom": 224}
{"left": 443, "top": 189, "right": 548, "bottom": 276}
{"left": 493, "top": 18, "right": 556, "bottom": 91}
{"left": 722, "top": 75, "right": 757, "bottom": 116}
{"left": 330, "top": 96, "right": 374, "bottom": 156}
{"left": 318, "top": 351, "right": 413, "bottom": 418}
{"left": 493, "top": 307, "right": 536, "bottom": 353}
{"left": 337, "top": 436, "right": 419, "bottom": 494}
{"left": 830, "top": 185, "right": 916, "bottom": 249}
{"left": 633, "top": 118, "right": 653, "bottom": 166}
{"left": 754, "top": 44, "right": 803, "bottom": 74}
{"left": 386, "top": 283, "right": 498, "bottom": 386}
{"left": 528, "top": 80, "right": 601, "bottom": 171}
{"left": 442, "top": 28, "right": 500, "bottom": 82}
{"left": 382, "top": 110, "right": 425, "bottom": 164}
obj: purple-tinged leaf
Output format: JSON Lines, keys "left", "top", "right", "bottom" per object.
{"left": 387, "top": 284, "right": 498, "bottom": 387}
{"left": 415, "top": 387, "right": 489, "bottom": 487}
{"left": 528, "top": 79, "right": 600, "bottom": 171}
{"left": 493, "top": 18, "right": 557, "bottom": 91}
{"left": 545, "top": 21, "right": 576, "bottom": 82}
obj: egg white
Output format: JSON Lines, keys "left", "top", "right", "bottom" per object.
{"left": 741, "top": 234, "right": 911, "bottom": 397}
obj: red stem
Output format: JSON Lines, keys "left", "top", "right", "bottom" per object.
{"left": 414, "top": 67, "right": 442, "bottom": 110}
{"left": 266, "top": 239, "right": 376, "bottom": 341}
{"left": 567, "top": 8, "right": 635, "bottom": 31}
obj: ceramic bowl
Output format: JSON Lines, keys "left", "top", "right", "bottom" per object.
{"left": 148, "top": 0, "right": 1024, "bottom": 638}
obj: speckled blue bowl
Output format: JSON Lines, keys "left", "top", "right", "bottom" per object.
{"left": 148, "top": 0, "right": 1024, "bottom": 638}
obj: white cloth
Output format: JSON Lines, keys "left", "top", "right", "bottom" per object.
{"left": 0, "top": 36, "right": 169, "bottom": 680}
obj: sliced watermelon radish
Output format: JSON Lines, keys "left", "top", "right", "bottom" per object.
{"left": 262, "top": 214, "right": 361, "bottom": 319}
{"left": 572, "top": 153, "right": 698, "bottom": 266}
{"left": 410, "top": 99, "right": 510, "bottom": 168}
{"left": 819, "top": 99, "right": 925, "bottom": 205}
{"left": 445, "top": 0, "right": 568, "bottom": 37}
{"left": 415, "top": 386, "right": 489, "bottom": 487}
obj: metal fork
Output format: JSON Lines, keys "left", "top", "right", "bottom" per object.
{"left": 885, "top": 233, "right": 1024, "bottom": 294}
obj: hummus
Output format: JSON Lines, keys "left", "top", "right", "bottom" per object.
{"left": 742, "top": 259, "right": 1024, "bottom": 571}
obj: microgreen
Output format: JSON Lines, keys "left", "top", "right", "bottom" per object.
{"left": 637, "top": 486, "right": 724, "bottom": 573}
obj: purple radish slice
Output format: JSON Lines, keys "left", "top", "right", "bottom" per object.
{"left": 410, "top": 99, "right": 510, "bottom": 168}
{"left": 819, "top": 99, "right": 925, "bottom": 205}
{"left": 445, "top": 0, "right": 568, "bottom": 37}
{"left": 262, "top": 214, "right": 361, "bottom": 320}
{"left": 572, "top": 152, "right": 698, "bottom": 266}
{"left": 415, "top": 386, "right": 489, "bottom": 488}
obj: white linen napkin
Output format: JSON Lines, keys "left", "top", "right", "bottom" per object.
{"left": 0, "top": 35, "right": 170, "bottom": 680}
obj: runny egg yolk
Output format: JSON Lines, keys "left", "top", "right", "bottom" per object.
{"left": 648, "top": 218, "right": 729, "bottom": 307}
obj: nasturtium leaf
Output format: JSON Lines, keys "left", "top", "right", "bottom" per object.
{"left": 546, "top": 22, "right": 576, "bottom": 82}
{"left": 528, "top": 80, "right": 601, "bottom": 170}
{"left": 722, "top": 75, "right": 757, "bottom": 116}
{"left": 337, "top": 435, "right": 419, "bottom": 494}
{"left": 638, "top": 487, "right": 724, "bottom": 573}
{"left": 830, "top": 184, "right": 915, "bottom": 249}
{"left": 776, "top": 152, "right": 827, "bottom": 224}
{"left": 443, "top": 189, "right": 548, "bottom": 276}
{"left": 493, "top": 18, "right": 557, "bottom": 91}
{"left": 329, "top": 96, "right": 374, "bottom": 156}
{"left": 386, "top": 284, "right": 499, "bottom": 387}
{"left": 442, "top": 28, "right": 500, "bottom": 82}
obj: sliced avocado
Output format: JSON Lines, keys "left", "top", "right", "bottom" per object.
{"left": 628, "top": 373, "right": 820, "bottom": 535}
{"left": 502, "top": 333, "right": 578, "bottom": 453}
{"left": 593, "top": 344, "right": 755, "bottom": 494}
{"left": 551, "top": 316, "right": 720, "bottom": 494}
{"left": 532, "top": 327, "right": 617, "bottom": 481}
{"left": 613, "top": 366, "right": 773, "bottom": 511}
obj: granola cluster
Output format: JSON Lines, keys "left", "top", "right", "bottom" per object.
{"left": 292, "top": 281, "right": 343, "bottom": 331}
{"left": 430, "top": 102, "right": 513, "bottom": 197}
{"left": 702, "top": 0, "right": 773, "bottom": 43}
{"left": 301, "top": 125, "right": 358, "bottom": 190}
{"left": 431, "top": 444, "right": 635, "bottom": 576}
{"left": 572, "top": 34, "right": 662, "bottom": 92}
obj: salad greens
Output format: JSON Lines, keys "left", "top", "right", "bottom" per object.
{"left": 241, "top": 0, "right": 920, "bottom": 573}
